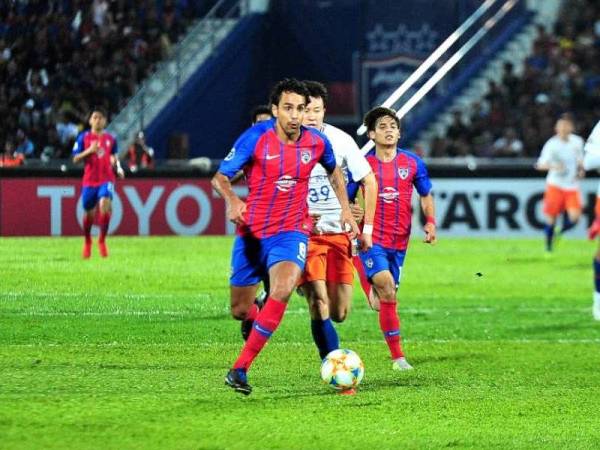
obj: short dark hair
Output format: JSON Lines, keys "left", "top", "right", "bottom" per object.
{"left": 269, "top": 78, "right": 310, "bottom": 107}
{"left": 363, "top": 106, "right": 400, "bottom": 132}
{"left": 250, "top": 105, "right": 272, "bottom": 124}
{"left": 89, "top": 107, "right": 108, "bottom": 119}
{"left": 303, "top": 80, "right": 328, "bottom": 107}
{"left": 558, "top": 112, "right": 574, "bottom": 123}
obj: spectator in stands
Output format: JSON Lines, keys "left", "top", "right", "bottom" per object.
{"left": 125, "top": 131, "right": 154, "bottom": 172}
{"left": 492, "top": 128, "right": 524, "bottom": 158}
{"left": 0, "top": 139, "right": 24, "bottom": 167}
{"left": 14, "top": 129, "right": 34, "bottom": 158}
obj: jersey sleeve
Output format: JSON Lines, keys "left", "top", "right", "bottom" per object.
{"left": 72, "top": 132, "right": 86, "bottom": 156}
{"left": 111, "top": 135, "right": 119, "bottom": 155}
{"left": 413, "top": 155, "right": 432, "bottom": 196}
{"left": 536, "top": 140, "right": 553, "bottom": 166}
{"left": 318, "top": 135, "right": 336, "bottom": 174}
{"left": 345, "top": 135, "right": 372, "bottom": 182}
{"left": 218, "top": 127, "right": 262, "bottom": 178}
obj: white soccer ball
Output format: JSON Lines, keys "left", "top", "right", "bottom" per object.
{"left": 320, "top": 349, "right": 365, "bottom": 391}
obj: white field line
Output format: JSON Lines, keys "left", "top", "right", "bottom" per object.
{"left": 0, "top": 306, "right": 592, "bottom": 317}
{"left": 3, "top": 338, "right": 600, "bottom": 348}
{"left": 1, "top": 292, "right": 211, "bottom": 300}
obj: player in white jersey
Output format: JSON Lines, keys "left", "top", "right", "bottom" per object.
{"left": 299, "top": 81, "right": 378, "bottom": 363}
{"left": 582, "top": 119, "right": 600, "bottom": 320}
{"left": 535, "top": 114, "right": 584, "bottom": 252}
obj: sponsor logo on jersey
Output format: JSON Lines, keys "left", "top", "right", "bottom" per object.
{"left": 366, "top": 258, "right": 374, "bottom": 269}
{"left": 275, "top": 175, "right": 297, "bottom": 192}
{"left": 379, "top": 186, "right": 399, "bottom": 204}
{"left": 224, "top": 148, "right": 236, "bottom": 161}
{"left": 266, "top": 153, "right": 279, "bottom": 160}
{"left": 300, "top": 150, "right": 311, "bottom": 164}
{"left": 398, "top": 167, "right": 409, "bottom": 180}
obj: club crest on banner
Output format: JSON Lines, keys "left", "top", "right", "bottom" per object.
{"left": 398, "top": 167, "right": 409, "bottom": 179}
{"left": 301, "top": 150, "right": 311, "bottom": 164}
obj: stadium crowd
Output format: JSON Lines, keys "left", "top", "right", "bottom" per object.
{"left": 430, "top": 0, "right": 600, "bottom": 158}
{"left": 0, "top": 0, "right": 215, "bottom": 165}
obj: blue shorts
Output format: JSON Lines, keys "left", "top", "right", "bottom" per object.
{"left": 81, "top": 182, "right": 114, "bottom": 211}
{"left": 230, "top": 231, "right": 308, "bottom": 287}
{"left": 359, "top": 244, "right": 407, "bottom": 287}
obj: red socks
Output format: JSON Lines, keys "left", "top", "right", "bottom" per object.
{"left": 246, "top": 303, "right": 259, "bottom": 321}
{"left": 379, "top": 300, "right": 404, "bottom": 359}
{"left": 233, "top": 297, "right": 287, "bottom": 371}
{"left": 99, "top": 212, "right": 111, "bottom": 243}
{"left": 83, "top": 215, "right": 93, "bottom": 244}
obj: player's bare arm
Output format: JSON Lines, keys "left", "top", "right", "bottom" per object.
{"left": 211, "top": 172, "right": 247, "bottom": 225}
{"left": 73, "top": 140, "right": 99, "bottom": 164}
{"left": 111, "top": 155, "right": 125, "bottom": 179}
{"left": 535, "top": 161, "right": 565, "bottom": 173}
{"left": 360, "top": 171, "right": 377, "bottom": 250}
{"left": 420, "top": 193, "right": 436, "bottom": 244}
{"left": 327, "top": 166, "right": 359, "bottom": 238}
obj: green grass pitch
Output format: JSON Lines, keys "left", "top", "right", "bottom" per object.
{"left": 1, "top": 236, "right": 600, "bottom": 449}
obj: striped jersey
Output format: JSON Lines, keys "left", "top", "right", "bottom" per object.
{"left": 365, "top": 148, "right": 432, "bottom": 250}
{"left": 218, "top": 119, "right": 336, "bottom": 238}
{"left": 72, "top": 130, "right": 118, "bottom": 186}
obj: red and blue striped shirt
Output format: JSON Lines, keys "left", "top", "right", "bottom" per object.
{"left": 218, "top": 119, "right": 337, "bottom": 238}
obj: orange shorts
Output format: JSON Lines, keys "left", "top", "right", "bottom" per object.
{"left": 543, "top": 185, "right": 582, "bottom": 217}
{"left": 301, "top": 233, "right": 353, "bottom": 285}
{"left": 595, "top": 196, "right": 600, "bottom": 218}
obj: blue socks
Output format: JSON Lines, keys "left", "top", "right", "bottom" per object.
{"left": 544, "top": 224, "right": 554, "bottom": 251}
{"left": 311, "top": 318, "right": 339, "bottom": 359}
{"left": 561, "top": 217, "right": 577, "bottom": 233}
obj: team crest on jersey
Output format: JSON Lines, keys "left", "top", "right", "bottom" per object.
{"left": 398, "top": 167, "right": 409, "bottom": 180}
{"left": 224, "top": 148, "right": 236, "bottom": 161}
{"left": 365, "top": 258, "right": 374, "bottom": 269}
{"left": 97, "top": 149, "right": 105, "bottom": 157}
{"left": 300, "top": 150, "right": 311, "bottom": 164}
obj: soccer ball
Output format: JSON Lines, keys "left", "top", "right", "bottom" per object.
{"left": 320, "top": 349, "right": 365, "bottom": 391}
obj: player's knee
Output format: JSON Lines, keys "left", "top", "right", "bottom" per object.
{"left": 230, "top": 304, "right": 250, "bottom": 321}
{"left": 330, "top": 308, "right": 348, "bottom": 323}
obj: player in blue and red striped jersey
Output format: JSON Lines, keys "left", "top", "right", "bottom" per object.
{"left": 212, "top": 79, "right": 359, "bottom": 395}
{"left": 72, "top": 108, "right": 124, "bottom": 259}
{"left": 357, "top": 106, "right": 436, "bottom": 371}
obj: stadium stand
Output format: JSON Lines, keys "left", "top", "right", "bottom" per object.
{"left": 430, "top": 0, "right": 600, "bottom": 157}
{"left": 0, "top": 0, "right": 216, "bottom": 162}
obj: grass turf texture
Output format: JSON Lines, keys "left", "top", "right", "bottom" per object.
{"left": 1, "top": 236, "right": 600, "bottom": 450}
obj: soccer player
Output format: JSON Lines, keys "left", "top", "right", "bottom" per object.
{"left": 535, "top": 114, "right": 585, "bottom": 253}
{"left": 72, "top": 108, "right": 124, "bottom": 259}
{"left": 299, "top": 80, "right": 378, "bottom": 360}
{"left": 234, "top": 104, "right": 273, "bottom": 340}
{"left": 211, "top": 78, "right": 359, "bottom": 395}
{"left": 357, "top": 106, "right": 436, "bottom": 371}
{"left": 582, "top": 119, "right": 600, "bottom": 320}
{"left": 250, "top": 104, "right": 273, "bottom": 125}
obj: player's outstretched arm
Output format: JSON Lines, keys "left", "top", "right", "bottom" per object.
{"left": 360, "top": 172, "right": 377, "bottom": 250}
{"left": 420, "top": 194, "right": 436, "bottom": 244}
{"left": 327, "top": 166, "right": 359, "bottom": 239}
{"left": 211, "top": 172, "right": 247, "bottom": 225}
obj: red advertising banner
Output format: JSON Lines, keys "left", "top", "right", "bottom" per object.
{"left": 0, "top": 178, "right": 247, "bottom": 236}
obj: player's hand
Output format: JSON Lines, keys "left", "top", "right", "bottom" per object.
{"left": 423, "top": 222, "right": 436, "bottom": 244}
{"left": 89, "top": 141, "right": 99, "bottom": 153}
{"left": 227, "top": 197, "right": 247, "bottom": 225}
{"left": 350, "top": 202, "right": 364, "bottom": 222}
{"left": 116, "top": 166, "right": 125, "bottom": 179}
{"left": 310, "top": 214, "right": 321, "bottom": 232}
{"left": 341, "top": 208, "right": 359, "bottom": 239}
{"left": 360, "top": 232, "right": 373, "bottom": 251}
